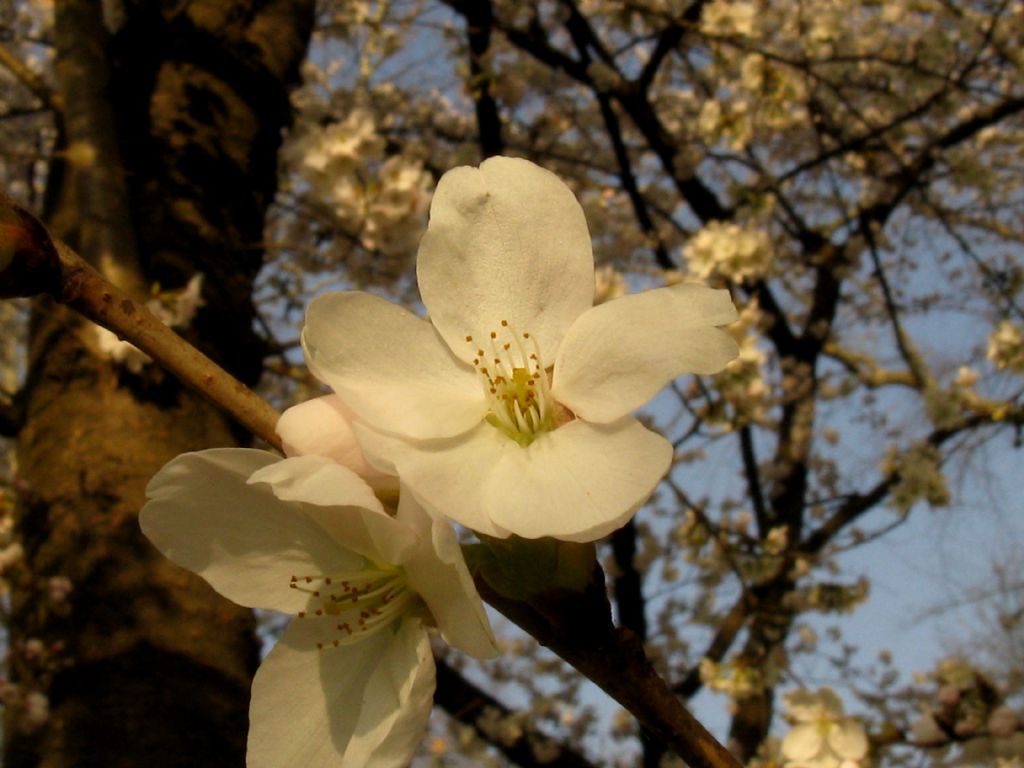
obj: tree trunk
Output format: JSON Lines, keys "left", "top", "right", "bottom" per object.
{"left": 8, "top": 2, "right": 314, "bottom": 765}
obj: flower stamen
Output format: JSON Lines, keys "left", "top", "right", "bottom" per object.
{"left": 467, "top": 322, "right": 556, "bottom": 446}
{"left": 290, "top": 569, "right": 416, "bottom": 650}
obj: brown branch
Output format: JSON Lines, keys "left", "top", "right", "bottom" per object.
{"left": 558, "top": 0, "right": 617, "bottom": 68}
{"left": 555, "top": 3, "right": 674, "bottom": 270}
{"left": 0, "top": 43, "right": 59, "bottom": 110}
{"left": 609, "top": 520, "right": 663, "bottom": 768}
{"left": 799, "top": 413, "right": 996, "bottom": 555}
{"left": 463, "top": 0, "right": 731, "bottom": 223}
{"left": 858, "top": 93, "right": 1024, "bottom": 231}
{"left": 673, "top": 591, "right": 751, "bottom": 698}
{"left": 739, "top": 426, "right": 768, "bottom": 535}
{"left": 0, "top": 195, "right": 282, "bottom": 450}
{"left": 822, "top": 343, "right": 916, "bottom": 389}
{"left": 596, "top": 93, "right": 674, "bottom": 269}
{"left": 638, "top": 21, "right": 685, "bottom": 92}
{"left": 862, "top": 226, "right": 933, "bottom": 389}
{"left": 477, "top": 575, "right": 741, "bottom": 768}
{"left": 610, "top": 520, "right": 647, "bottom": 641}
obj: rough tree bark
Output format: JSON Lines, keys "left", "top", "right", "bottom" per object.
{"left": 7, "top": 2, "right": 314, "bottom": 766}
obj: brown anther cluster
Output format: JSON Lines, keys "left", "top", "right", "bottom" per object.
{"left": 288, "top": 571, "right": 411, "bottom": 651}
{"left": 465, "top": 320, "right": 555, "bottom": 445}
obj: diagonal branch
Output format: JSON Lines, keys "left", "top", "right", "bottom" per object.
{"left": 0, "top": 43, "right": 59, "bottom": 110}
{"left": 858, "top": 93, "right": 1024, "bottom": 230}
{"left": 799, "top": 414, "right": 1000, "bottom": 555}
{"left": 476, "top": 576, "right": 741, "bottom": 768}
{"left": 739, "top": 426, "right": 768, "bottom": 534}
{"left": 0, "top": 195, "right": 281, "bottom": 449}
{"left": 452, "top": 0, "right": 731, "bottom": 223}
{"left": 555, "top": 12, "right": 677, "bottom": 272}
{"left": 672, "top": 590, "right": 751, "bottom": 698}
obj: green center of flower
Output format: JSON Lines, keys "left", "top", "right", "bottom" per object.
{"left": 466, "top": 321, "right": 556, "bottom": 447}
{"left": 290, "top": 567, "right": 415, "bottom": 650}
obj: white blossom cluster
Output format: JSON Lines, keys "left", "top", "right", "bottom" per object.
{"left": 987, "top": 321, "right": 1024, "bottom": 372}
{"left": 0, "top": 480, "right": 71, "bottom": 736}
{"left": 780, "top": 688, "right": 869, "bottom": 768}
{"left": 0, "top": 681, "right": 49, "bottom": 734}
{"left": 882, "top": 442, "right": 951, "bottom": 513}
{"left": 700, "top": 0, "right": 760, "bottom": 38}
{"left": 284, "top": 108, "right": 432, "bottom": 260}
{"left": 912, "top": 658, "right": 1024, "bottom": 766}
{"left": 713, "top": 300, "right": 770, "bottom": 424}
{"left": 683, "top": 221, "right": 774, "bottom": 282}
{"left": 699, "top": 657, "right": 771, "bottom": 700}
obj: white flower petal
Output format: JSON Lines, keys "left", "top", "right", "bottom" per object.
{"left": 417, "top": 156, "right": 594, "bottom": 363}
{"left": 485, "top": 418, "right": 673, "bottom": 541}
{"left": 828, "top": 721, "right": 868, "bottom": 760}
{"left": 782, "top": 723, "right": 825, "bottom": 761}
{"left": 277, "top": 394, "right": 399, "bottom": 497}
{"left": 250, "top": 456, "right": 418, "bottom": 565}
{"left": 397, "top": 492, "right": 498, "bottom": 658}
{"left": 362, "top": 418, "right": 672, "bottom": 542}
{"left": 910, "top": 713, "right": 946, "bottom": 745}
{"left": 786, "top": 689, "right": 828, "bottom": 723}
{"left": 817, "top": 688, "right": 846, "bottom": 719}
{"left": 141, "top": 449, "right": 363, "bottom": 613}
{"left": 343, "top": 617, "right": 436, "bottom": 767}
{"left": 552, "top": 283, "right": 739, "bottom": 423}
{"left": 251, "top": 454, "right": 384, "bottom": 513}
{"left": 302, "top": 291, "right": 485, "bottom": 439}
{"left": 248, "top": 617, "right": 434, "bottom": 768}
{"left": 353, "top": 423, "right": 512, "bottom": 539}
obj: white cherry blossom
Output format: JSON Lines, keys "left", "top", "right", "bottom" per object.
{"left": 781, "top": 688, "right": 869, "bottom": 768}
{"left": 140, "top": 449, "right": 496, "bottom": 768}
{"left": 683, "top": 220, "right": 774, "bottom": 282}
{"left": 301, "top": 156, "right": 739, "bottom": 542}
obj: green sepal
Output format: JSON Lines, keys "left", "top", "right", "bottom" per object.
{"left": 472, "top": 534, "right": 597, "bottom": 602}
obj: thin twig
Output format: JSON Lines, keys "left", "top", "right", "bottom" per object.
{"left": 0, "top": 43, "right": 59, "bottom": 110}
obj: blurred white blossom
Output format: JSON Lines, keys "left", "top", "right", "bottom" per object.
{"left": 883, "top": 443, "right": 950, "bottom": 512}
{"left": 285, "top": 108, "right": 432, "bottom": 259}
{"left": 988, "top": 322, "right": 1024, "bottom": 372}
{"left": 684, "top": 221, "right": 774, "bottom": 282}
{"left": 780, "top": 688, "right": 868, "bottom": 768}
